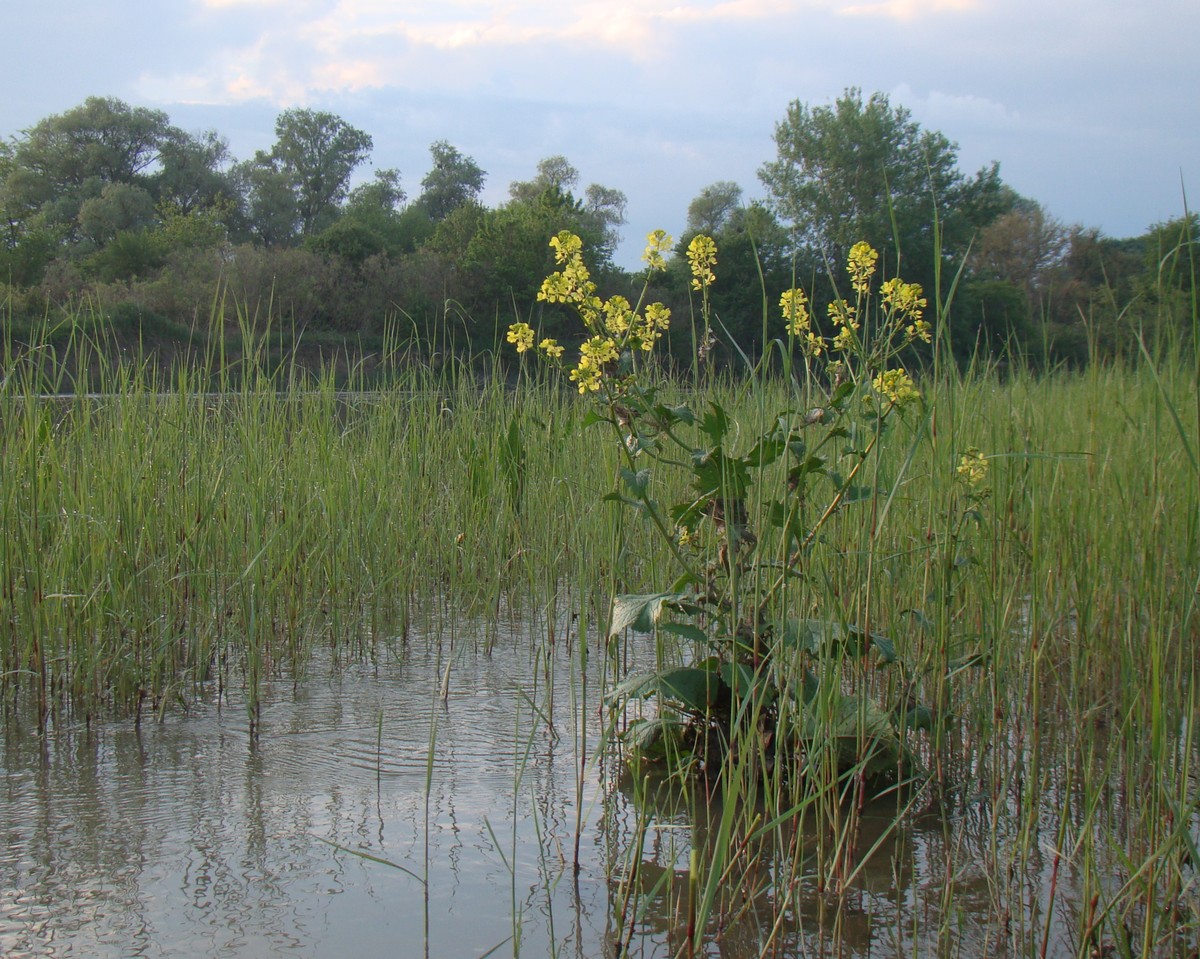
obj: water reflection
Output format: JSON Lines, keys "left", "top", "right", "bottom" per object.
{"left": 1, "top": 618, "right": 1195, "bottom": 957}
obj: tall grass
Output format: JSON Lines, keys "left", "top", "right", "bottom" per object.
{"left": 2, "top": 293, "right": 1197, "bottom": 953}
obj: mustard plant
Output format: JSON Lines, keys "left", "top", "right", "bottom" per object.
{"left": 510, "top": 231, "right": 961, "bottom": 785}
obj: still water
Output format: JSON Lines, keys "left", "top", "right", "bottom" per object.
{"left": 2, "top": 614, "right": 1195, "bottom": 957}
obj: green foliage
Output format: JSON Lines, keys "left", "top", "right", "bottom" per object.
{"left": 417, "top": 140, "right": 486, "bottom": 222}
{"left": 513, "top": 231, "right": 968, "bottom": 785}
{"left": 268, "top": 108, "right": 373, "bottom": 238}
{"left": 759, "top": 87, "right": 1007, "bottom": 288}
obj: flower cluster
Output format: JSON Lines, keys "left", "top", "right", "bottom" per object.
{"left": 512, "top": 231, "right": 673, "bottom": 394}
{"left": 848, "top": 241, "right": 878, "bottom": 295}
{"left": 506, "top": 322, "right": 534, "bottom": 353}
{"left": 872, "top": 368, "right": 921, "bottom": 408}
{"left": 956, "top": 447, "right": 989, "bottom": 488}
{"left": 687, "top": 234, "right": 718, "bottom": 291}
{"left": 881, "top": 277, "right": 931, "bottom": 343}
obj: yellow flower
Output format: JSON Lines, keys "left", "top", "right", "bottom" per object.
{"left": 539, "top": 338, "right": 564, "bottom": 359}
{"left": 686, "top": 234, "right": 718, "bottom": 291}
{"left": 603, "top": 295, "right": 633, "bottom": 336}
{"left": 956, "top": 447, "right": 988, "bottom": 487}
{"left": 644, "top": 302, "right": 671, "bottom": 331}
{"left": 827, "top": 298, "right": 858, "bottom": 330}
{"left": 847, "top": 241, "right": 878, "bottom": 295}
{"left": 549, "top": 230, "right": 583, "bottom": 264}
{"left": 580, "top": 335, "right": 618, "bottom": 367}
{"left": 832, "top": 325, "right": 856, "bottom": 352}
{"left": 779, "top": 288, "right": 811, "bottom": 336}
{"left": 642, "top": 229, "right": 673, "bottom": 271}
{"left": 538, "top": 272, "right": 573, "bottom": 304}
{"left": 506, "top": 322, "right": 534, "bottom": 353}
{"left": 872, "top": 368, "right": 920, "bottom": 408}
{"left": 905, "top": 318, "right": 932, "bottom": 343}
{"left": 881, "top": 278, "right": 927, "bottom": 319}
{"left": 569, "top": 361, "right": 603, "bottom": 393}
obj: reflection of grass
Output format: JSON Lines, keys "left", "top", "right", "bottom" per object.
{"left": 1, "top": 303, "right": 1197, "bottom": 954}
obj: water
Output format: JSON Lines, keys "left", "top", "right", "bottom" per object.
{"left": 2, "top": 617, "right": 1196, "bottom": 957}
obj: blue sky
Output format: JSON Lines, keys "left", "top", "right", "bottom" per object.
{"left": 6, "top": 0, "right": 1197, "bottom": 267}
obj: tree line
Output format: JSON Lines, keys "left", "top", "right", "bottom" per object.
{"left": 1, "top": 90, "right": 1194, "bottom": 373}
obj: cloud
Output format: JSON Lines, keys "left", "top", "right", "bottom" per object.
{"left": 144, "top": 0, "right": 839, "bottom": 106}
{"left": 835, "top": 0, "right": 978, "bottom": 18}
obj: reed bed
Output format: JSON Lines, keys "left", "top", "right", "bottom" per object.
{"left": 1, "top": 303, "right": 1197, "bottom": 955}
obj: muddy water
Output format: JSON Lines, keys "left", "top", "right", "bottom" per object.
{"left": 1, "top": 617, "right": 1189, "bottom": 957}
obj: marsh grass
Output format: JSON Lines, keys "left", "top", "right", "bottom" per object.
{"left": 1, "top": 292, "right": 1197, "bottom": 953}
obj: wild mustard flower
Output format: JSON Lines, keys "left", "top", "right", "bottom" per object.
{"left": 956, "top": 447, "right": 988, "bottom": 487}
{"left": 827, "top": 298, "right": 858, "bottom": 329}
{"left": 569, "top": 361, "right": 603, "bottom": 393}
{"left": 872, "top": 368, "right": 920, "bottom": 408}
{"left": 506, "top": 321, "right": 535, "bottom": 353}
{"left": 779, "top": 288, "right": 811, "bottom": 336}
{"left": 848, "top": 241, "right": 878, "bottom": 295}
{"left": 642, "top": 229, "right": 673, "bottom": 272}
{"left": 635, "top": 302, "right": 671, "bottom": 351}
{"left": 518, "top": 231, "right": 676, "bottom": 387}
{"left": 828, "top": 298, "right": 860, "bottom": 352}
{"left": 580, "top": 335, "right": 618, "bottom": 367}
{"left": 881, "top": 278, "right": 926, "bottom": 317}
{"left": 687, "top": 234, "right": 718, "bottom": 291}
{"left": 538, "top": 272, "right": 573, "bottom": 304}
{"left": 549, "top": 230, "right": 583, "bottom": 264}
{"left": 644, "top": 301, "right": 671, "bottom": 332}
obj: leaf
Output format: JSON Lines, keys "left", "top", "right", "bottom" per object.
{"left": 780, "top": 618, "right": 896, "bottom": 663}
{"left": 581, "top": 408, "right": 612, "bottom": 429}
{"left": 895, "top": 704, "right": 940, "bottom": 733}
{"left": 719, "top": 661, "right": 763, "bottom": 701}
{"left": 699, "top": 402, "right": 730, "bottom": 444}
{"left": 656, "top": 666, "right": 722, "bottom": 712}
{"left": 609, "top": 592, "right": 689, "bottom": 635}
{"left": 946, "top": 652, "right": 989, "bottom": 677}
{"left": 623, "top": 716, "right": 688, "bottom": 760}
{"left": 619, "top": 467, "right": 650, "bottom": 498}
{"left": 690, "top": 448, "right": 750, "bottom": 501}
{"left": 651, "top": 402, "right": 695, "bottom": 427}
{"left": 658, "top": 622, "right": 709, "bottom": 645}
{"left": 604, "top": 671, "right": 661, "bottom": 706}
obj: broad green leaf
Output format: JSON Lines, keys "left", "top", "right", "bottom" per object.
{"left": 604, "top": 671, "right": 661, "bottom": 706}
{"left": 896, "top": 703, "right": 940, "bottom": 733}
{"left": 780, "top": 618, "right": 897, "bottom": 664}
{"left": 658, "top": 622, "right": 709, "bottom": 645}
{"left": 623, "top": 716, "right": 688, "bottom": 760}
{"left": 719, "top": 661, "right": 761, "bottom": 700}
{"left": 656, "top": 666, "right": 721, "bottom": 712}
{"left": 619, "top": 467, "right": 650, "bottom": 497}
{"left": 609, "top": 592, "right": 689, "bottom": 635}
{"left": 699, "top": 402, "right": 730, "bottom": 444}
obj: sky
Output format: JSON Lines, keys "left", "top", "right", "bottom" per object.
{"left": 4, "top": 0, "right": 1197, "bottom": 268}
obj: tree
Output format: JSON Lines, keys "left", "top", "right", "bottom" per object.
{"left": 267, "top": 108, "right": 373, "bottom": 237}
{"left": 583, "top": 183, "right": 627, "bottom": 259}
{"left": 971, "top": 197, "right": 1070, "bottom": 301}
{"left": 0, "top": 96, "right": 174, "bottom": 241}
{"left": 236, "top": 158, "right": 300, "bottom": 247}
{"left": 417, "top": 141, "right": 485, "bottom": 222}
{"left": 152, "top": 128, "right": 238, "bottom": 216}
{"left": 509, "top": 156, "right": 626, "bottom": 258}
{"left": 508, "top": 155, "right": 579, "bottom": 203}
{"left": 685, "top": 181, "right": 743, "bottom": 236}
{"left": 759, "top": 88, "right": 1006, "bottom": 277}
